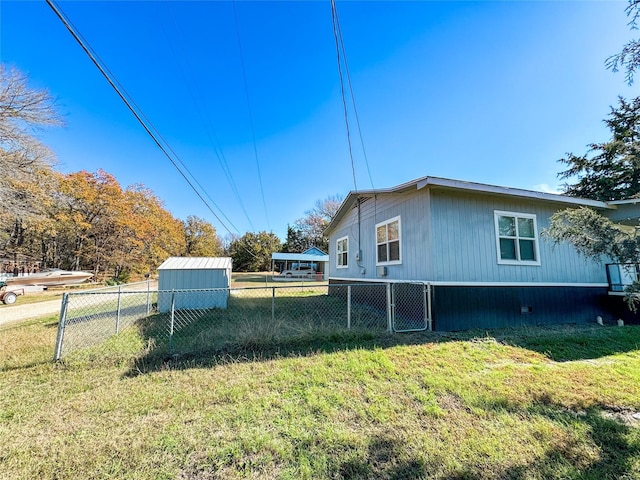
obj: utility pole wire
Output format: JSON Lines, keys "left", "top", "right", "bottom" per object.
{"left": 330, "top": 0, "right": 358, "bottom": 192}
{"left": 163, "top": 2, "right": 255, "bottom": 232}
{"left": 334, "top": 8, "right": 375, "bottom": 192}
{"left": 45, "top": 0, "right": 239, "bottom": 237}
{"left": 232, "top": 0, "right": 271, "bottom": 231}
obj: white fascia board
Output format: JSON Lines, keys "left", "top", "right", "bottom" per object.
{"left": 416, "top": 177, "right": 614, "bottom": 209}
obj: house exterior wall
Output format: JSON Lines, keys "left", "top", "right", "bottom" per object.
{"left": 328, "top": 189, "right": 432, "bottom": 281}
{"left": 428, "top": 189, "right": 608, "bottom": 284}
{"left": 328, "top": 187, "right": 609, "bottom": 285}
{"left": 327, "top": 186, "right": 616, "bottom": 331}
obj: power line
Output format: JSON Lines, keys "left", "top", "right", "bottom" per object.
{"left": 333, "top": 5, "right": 375, "bottom": 192}
{"left": 330, "top": 0, "right": 358, "bottom": 192}
{"left": 330, "top": 0, "right": 376, "bottom": 192}
{"left": 163, "top": 2, "right": 256, "bottom": 231}
{"left": 45, "top": 0, "right": 240, "bottom": 236}
{"left": 232, "top": 0, "right": 271, "bottom": 231}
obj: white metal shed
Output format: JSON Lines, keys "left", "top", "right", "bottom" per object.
{"left": 157, "top": 257, "right": 232, "bottom": 312}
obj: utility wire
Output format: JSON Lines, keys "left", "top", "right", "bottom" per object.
{"left": 46, "top": 0, "right": 240, "bottom": 236}
{"left": 330, "top": 0, "right": 358, "bottom": 192}
{"left": 232, "top": 0, "right": 271, "bottom": 231}
{"left": 333, "top": 5, "right": 375, "bottom": 191}
{"left": 163, "top": 3, "right": 255, "bottom": 231}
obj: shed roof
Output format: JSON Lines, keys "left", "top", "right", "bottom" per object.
{"left": 158, "top": 257, "right": 232, "bottom": 270}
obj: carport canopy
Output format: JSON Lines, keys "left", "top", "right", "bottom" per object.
{"left": 271, "top": 248, "right": 329, "bottom": 274}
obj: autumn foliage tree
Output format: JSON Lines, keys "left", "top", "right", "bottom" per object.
{"left": 290, "top": 194, "right": 342, "bottom": 253}
{"left": 28, "top": 170, "right": 189, "bottom": 281}
{"left": 184, "top": 215, "right": 223, "bottom": 257}
{"left": 0, "top": 65, "right": 223, "bottom": 281}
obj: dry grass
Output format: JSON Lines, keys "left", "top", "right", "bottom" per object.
{"left": 1, "top": 316, "right": 639, "bottom": 479}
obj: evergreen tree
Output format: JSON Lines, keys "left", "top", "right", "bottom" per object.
{"left": 282, "top": 225, "right": 306, "bottom": 253}
{"left": 606, "top": 0, "right": 640, "bottom": 84}
{"left": 559, "top": 96, "right": 640, "bottom": 201}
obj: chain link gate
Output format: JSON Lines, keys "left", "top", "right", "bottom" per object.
{"left": 391, "top": 282, "right": 430, "bottom": 332}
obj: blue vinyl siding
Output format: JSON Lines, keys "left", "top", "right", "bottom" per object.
{"left": 429, "top": 190, "right": 608, "bottom": 283}
{"left": 329, "top": 187, "right": 608, "bottom": 285}
{"left": 328, "top": 190, "right": 431, "bottom": 281}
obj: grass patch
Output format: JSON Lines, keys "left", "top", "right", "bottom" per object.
{"left": 1, "top": 319, "right": 640, "bottom": 479}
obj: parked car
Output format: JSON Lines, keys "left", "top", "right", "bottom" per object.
{"left": 280, "top": 266, "right": 316, "bottom": 278}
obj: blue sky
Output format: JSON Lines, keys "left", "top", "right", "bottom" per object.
{"left": 1, "top": 1, "right": 636, "bottom": 240}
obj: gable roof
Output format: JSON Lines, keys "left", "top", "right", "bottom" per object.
{"left": 326, "top": 176, "right": 614, "bottom": 233}
{"left": 302, "top": 246, "right": 328, "bottom": 256}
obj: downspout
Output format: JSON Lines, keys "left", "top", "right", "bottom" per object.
{"left": 356, "top": 196, "right": 365, "bottom": 275}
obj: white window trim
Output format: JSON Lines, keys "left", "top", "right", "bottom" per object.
{"left": 375, "top": 215, "right": 402, "bottom": 266}
{"left": 336, "top": 235, "right": 349, "bottom": 269}
{"left": 494, "top": 210, "right": 541, "bottom": 266}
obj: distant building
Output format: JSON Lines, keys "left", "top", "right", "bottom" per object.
{"left": 271, "top": 247, "right": 329, "bottom": 279}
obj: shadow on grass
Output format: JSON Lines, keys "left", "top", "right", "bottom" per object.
{"left": 468, "top": 393, "right": 640, "bottom": 480}
{"left": 124, "top": 290, "right": 446, "bottom": 376}
{"left": 485, "top": 324, "right": 640, "bottom": 362}
{"left": 121, "top": 289, "right": 640, "bottom": 376}
{"left": 338, "top": 435, "right": 429, "bottom": 480}
{"left": 342, "top": 393, "right": 640, "bottom": 479}
{"left": 336, "top": 399, "right": 640, "bottom": 479}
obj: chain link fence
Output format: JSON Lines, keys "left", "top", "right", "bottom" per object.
{"left": 54, "top": 283, "right": 430, "bottom": 360}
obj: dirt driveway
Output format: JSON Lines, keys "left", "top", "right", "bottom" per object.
{"left": 0, "top": 281, "right": 157, "bottom": 328}
{"left": 0, "top": 299, "right": 61, "bottom": 327}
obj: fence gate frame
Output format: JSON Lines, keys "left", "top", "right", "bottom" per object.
{"left": 391, "top": 282, "right": 431, "bottom": 333}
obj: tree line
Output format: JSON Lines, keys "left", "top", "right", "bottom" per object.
{"left": 0, "top": 64, "right": 340, "bottom": 281}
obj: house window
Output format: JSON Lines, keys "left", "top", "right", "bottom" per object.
{"left": 376, "top": 216, "right": 401, "bottom": 265}
{"left": 494, "top": 211, "right": 540, "bottom": 265}
{"left": 337, "top": 236, "right": 348, "bottom": 268}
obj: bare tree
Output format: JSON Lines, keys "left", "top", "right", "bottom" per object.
{"left": 292, "top": 194, "right": 343, "bottom": 253}
{"left": 0, "top": 64, "right": 63, "bottom": 250}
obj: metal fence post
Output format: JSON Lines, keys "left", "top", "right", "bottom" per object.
{"left": 146, "top": 279, "right": 151, "bottom": 315}
{"left": 271, "top": 286, "right": 275, "bottom": 322}
{"left": 347, "top": 285, "right": 351, "bottom": 330}
{"left": 386, "top": 283, "right": 393, "bottom": 333}
{"left": 54, "top": 293, "right": 69, "bottom": 361}
{"left": 115, "top": 285, "right": 122, "bottom": 334}
{"left": 169, "top": 289, "right": 176, "bottom": 353}
{"left": 426, "top": 283, "right": 433, "bottom": 331}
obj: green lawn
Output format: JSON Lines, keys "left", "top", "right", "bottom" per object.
{"left": 1, "top": 315, "right": 639, "bottom": 479}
